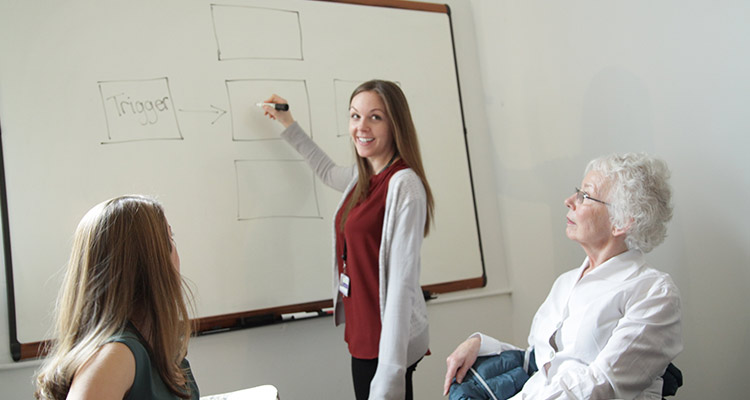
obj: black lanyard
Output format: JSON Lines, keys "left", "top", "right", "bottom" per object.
{"left": 342, "top": 241, "right": 348, "bottom": 275}
{"left": 378, "top": 152, "right": 399, "bottom": 174}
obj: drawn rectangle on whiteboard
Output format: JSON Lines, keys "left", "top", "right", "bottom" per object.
{"left": 235, "top": 160, "right": 321, "bottom": 220}
{"left": 98, "top": 77, "right": 182, "bottom": 143}
{"left": 227, "top": 79, "right": 311, "bottom": 141}
{"left": 212, "top": 4, "right": 302, "bottom": 61}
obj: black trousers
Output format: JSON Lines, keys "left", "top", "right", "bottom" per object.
{"left": 351, "top": 357, "right": 421, "bottom": 400}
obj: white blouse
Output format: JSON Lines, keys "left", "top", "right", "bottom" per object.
{"left": 477, "top": 250, "right": 682, "bottom": 399}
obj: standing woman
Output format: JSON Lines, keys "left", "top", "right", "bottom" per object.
{"left": 35, "top": 195, "right": 199, "bottom": 400}
{"left": 261, "top": 80, "right": 434, "bottom": 400}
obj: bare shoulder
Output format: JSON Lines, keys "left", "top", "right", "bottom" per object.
{"left": 67, "top": 342, "right": 135, "bottom": 400}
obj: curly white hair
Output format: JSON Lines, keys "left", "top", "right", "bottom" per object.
{"left": 585, "top": 153, "right": 673, "bottom": 253}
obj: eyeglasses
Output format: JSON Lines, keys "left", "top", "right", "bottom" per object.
{"left": 574, "top": 187, "right": 610, "bottom": 206}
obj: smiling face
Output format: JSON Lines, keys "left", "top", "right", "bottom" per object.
{"left": 564, "top": 170, "right": 615, "bottom": 251}
{"left": 349, "top": 90, "right": 395, "bottom": 172}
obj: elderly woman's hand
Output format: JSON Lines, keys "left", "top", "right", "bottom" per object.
{"left": 443, "top": 335, "right": 481, "bottom": 396}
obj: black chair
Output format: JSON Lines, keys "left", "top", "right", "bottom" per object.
{"left": 662, "top": 363, "right": 683, "bottom": 398}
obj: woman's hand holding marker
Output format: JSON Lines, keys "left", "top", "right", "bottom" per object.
{"left": 258, "top": 94, "right": 294, "bottom": 128}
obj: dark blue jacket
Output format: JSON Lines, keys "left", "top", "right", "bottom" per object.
{"left": 449, "top": 350, "right": 537, "bottom": 400}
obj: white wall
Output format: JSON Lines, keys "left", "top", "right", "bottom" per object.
{"left": 2, "top": 0, "right": 748, "bottom": 399}
{"left": 469, "top": 0, "right": 750, "bottom": 398}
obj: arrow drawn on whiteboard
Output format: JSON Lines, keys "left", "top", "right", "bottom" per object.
{"left": 178, "top": 105, "right": 227, "bottom": 125}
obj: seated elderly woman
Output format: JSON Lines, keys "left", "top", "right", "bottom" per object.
{"left": 443, "top": 153, "right": 682, "bottom": 399}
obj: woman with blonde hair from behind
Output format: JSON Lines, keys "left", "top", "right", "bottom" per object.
{"left": 35, "top": 195, "right": 199, "bottom": 399}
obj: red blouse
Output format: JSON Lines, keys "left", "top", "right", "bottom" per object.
{"left": 335, "top": 159, "right": 407, "bottom": 359}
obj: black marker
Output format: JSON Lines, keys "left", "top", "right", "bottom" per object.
{"left": 256, "top": 102, "right": 289, "bottom": 111}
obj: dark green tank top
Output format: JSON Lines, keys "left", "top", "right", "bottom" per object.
{"left": 107, "top": 323, "right": 200, "bottom": 400}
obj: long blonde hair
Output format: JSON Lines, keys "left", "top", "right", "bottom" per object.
{"left": 341, "top": 79, "right": 435, "bottom": 236}
{"left": 35, "top": 195, "right": 194, "bottom": 399}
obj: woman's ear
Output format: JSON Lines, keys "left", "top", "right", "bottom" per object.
{"left": 612, "top": 218, "right": 633, "bottom": 237}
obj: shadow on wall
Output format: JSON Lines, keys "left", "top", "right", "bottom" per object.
{"left": 496, "top": 66, "right": 658, "bottom": 277}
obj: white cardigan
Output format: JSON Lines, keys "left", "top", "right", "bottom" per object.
{"left": 281, "top": 122, "right": 429, "bottom": 400}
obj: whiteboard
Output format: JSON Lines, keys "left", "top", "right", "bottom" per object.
{"left": 0, "top": 0, "right": 484, "bottom": 354}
